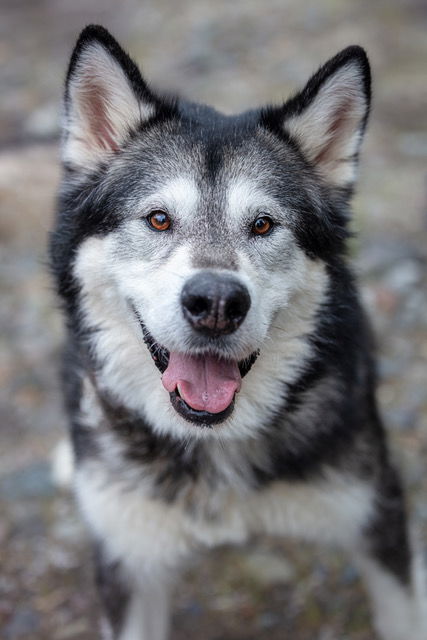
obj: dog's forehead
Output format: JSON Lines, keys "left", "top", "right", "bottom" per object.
{"left": 137, "top": 132, "right": 282, "bottom": 216}
{"left": 129, "top": 116, "right": 289, "bottom": 197}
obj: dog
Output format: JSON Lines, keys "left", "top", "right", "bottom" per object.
{"left": 50, "top": 24, "right": 427, "bottom": 640}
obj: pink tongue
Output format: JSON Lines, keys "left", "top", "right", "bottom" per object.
{"left": 162, "top": 352, "right": 241, "bottom": 414}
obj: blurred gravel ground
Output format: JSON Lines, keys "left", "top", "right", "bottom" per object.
{"left": 0, "top": 1, "right": 426, "bottom": 639}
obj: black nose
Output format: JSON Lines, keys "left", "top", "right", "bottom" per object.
{"left": 181, "top": 272, "right": 251, "bottom": 336}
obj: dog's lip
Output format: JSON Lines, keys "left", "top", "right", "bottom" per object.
{"left": 169, "top": 389, "right": 235, "bottom": 427}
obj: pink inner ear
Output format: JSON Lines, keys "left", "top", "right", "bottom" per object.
{"left": 313, "top": 98, "right": 357, "bottom": 166}
{"left": 80, "top": 77, "right": 119, "bottom": 152}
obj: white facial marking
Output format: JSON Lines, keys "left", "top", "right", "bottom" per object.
{"left": 73, "top": 226, "right": 328, "bottom": 441}
{"left": 137, "top": 176, "right": 199, "bottom": 223}
{"left": 227, "top": 178, "right": 280, "bottom": 221}
{"left": 72, "top": 158, "right": 330, "bottom": 440}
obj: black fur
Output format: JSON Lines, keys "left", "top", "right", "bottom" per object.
{"left": 367, "top": 463, "right": 411, "bottom": 584}
{"left": 94, "top": 542, "right": 130, "bottom": 635}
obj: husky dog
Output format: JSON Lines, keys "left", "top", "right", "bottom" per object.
{"left": 50, "top": 25, "right": 426, "bottom": 640}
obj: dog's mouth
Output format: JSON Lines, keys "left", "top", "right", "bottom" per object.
{"left": 136, "top": 314, "right": 258, "bottom": 427}
{"left": 163, "top": 351, "right": 241, "bottom": 426}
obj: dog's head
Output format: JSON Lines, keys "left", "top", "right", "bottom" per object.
{"left": 51, "top": 26, "right": 370, "bottom": 437}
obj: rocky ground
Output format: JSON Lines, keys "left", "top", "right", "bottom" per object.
{"left": 0, "top": 1, "right": 426, "bottom": 639}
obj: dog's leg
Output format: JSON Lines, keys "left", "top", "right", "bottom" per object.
{"left": 95, "top": 542, "right": 172, "bottom": 640}
{"left": 354, "top": 464, "right": 427, "bottom": 640}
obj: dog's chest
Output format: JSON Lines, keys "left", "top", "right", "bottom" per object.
{"left": 75, "top": 456, "right": 374, "bottom": 575}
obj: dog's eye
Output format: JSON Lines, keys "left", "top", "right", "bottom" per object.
{"left": 146, "top": 210, "right": 171, "bottom": 232}
{"left": 252, "top": 215, "right": 274, "bottom": 236}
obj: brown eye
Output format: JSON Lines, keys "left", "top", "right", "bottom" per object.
{"left": 146, "top": 210, "right": 171, "bottom": 231}
{"left": 252, "top": 215, "right": 274, "bottom": 236}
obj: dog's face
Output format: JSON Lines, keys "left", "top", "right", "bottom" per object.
{"left": 52, "top": 26, "right": 370, "bottom": 436}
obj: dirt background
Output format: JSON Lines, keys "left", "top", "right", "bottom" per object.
{"left": 0, "top": 1, "right": 426, "bottom": 638}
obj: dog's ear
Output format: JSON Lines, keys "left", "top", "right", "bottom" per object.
{"left": 263, "top": 47, "right": 371, "bottom": 188}
{"left": 63, "top": 25, "right": 159, "bottom": 171}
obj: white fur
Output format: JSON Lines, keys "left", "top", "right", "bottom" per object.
{"left": 76, "top": 450, "right": 427, "bottom": 640}
{"left": 51, "top": 437, "right": 74, "bottom": 489}
{"left": 134, "top": 176, "right": 200, "bottom": 224}
{"left": 64, "top": 42, "right": 154, "bottom": 169}
{"left": 75, "top": 460, "right": 375, "bottom": 578}
{"left": 73, "top": 230, "right": 327, "bottom": 442}
{"left": 71, "top": 168, "right": 329, "bottom": 442}
{"left": 118, "top": 582, "right": 171, "bottom": 640}
{"left": 356, "top": 552, "right": 427, "bottom": 640}
{"left": 226, "top": 177, "right": 286, "bottom": 222}
{"left": 285, "top": 62, "right": 367, "bottom": 185}
{"left": 100, "top": 617, "right": 114, "bottom": 640}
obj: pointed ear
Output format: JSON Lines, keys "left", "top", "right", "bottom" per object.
{"left": 264, "top": 46, "right": 371, "bottom": 188}
{"left": 63, "top": 25, "right": 158, "bottom": 171}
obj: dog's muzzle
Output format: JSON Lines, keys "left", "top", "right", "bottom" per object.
{"left": 132, "top": 272, "right": 259, "bottom": 428}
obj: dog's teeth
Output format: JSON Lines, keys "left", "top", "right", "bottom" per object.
{"left": 177, "top": 384, "right": 182, "bottom": 397}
